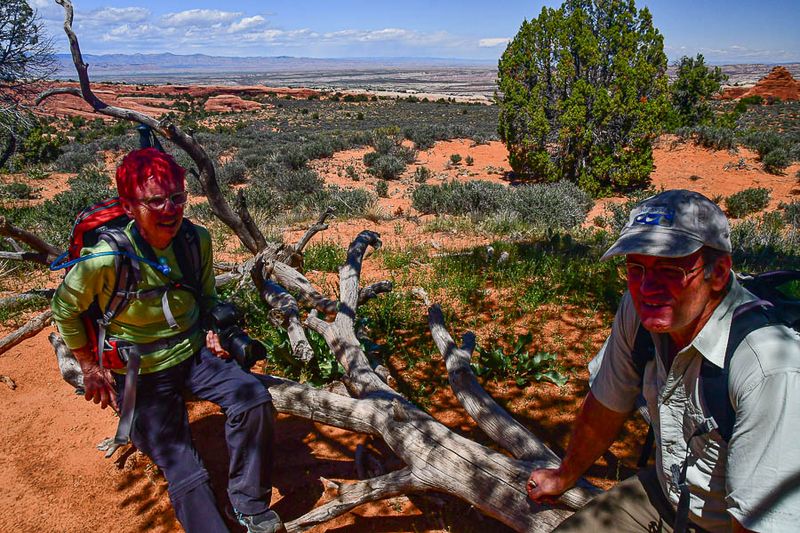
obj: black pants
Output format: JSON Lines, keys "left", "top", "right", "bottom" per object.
{"left": 115, "top": 348, "right": 274, "bottom": 533}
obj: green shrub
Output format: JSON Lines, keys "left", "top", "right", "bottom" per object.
{"left": 725, "top": 187, "right": 771, "bottom": 218}
{"left": 218, "top": 159, "right": 248, "bottom": 186}
{"left": 450, "top": 154, "right": 462, "bottom": 166}
{"left": 375, "top": 180, "right": 389, "bottom": 198}
{"left": 473, "top": 333, "right": 568, "bottom": 387}
{"left": 413, "top": 166, "right": 431, "bottom": 183}
{"left": 465, "top": 155, "right": 474, "bottom": 166}
{"left": 366, "top": 154, "right": 406, "bottom": 180}
{"left": 279, "top": 147, "right": 308, "bottom": 170}
{"left": 511, "top": 181, "right": 593, "bottom": 229}
{"left": 258, "top": 166, "right": 323, "bottom": 195}
{"left": 412, "top": 180, "right": 508, "bottom": 217}
{"left": 781, "top": 200, "right": 800, "bottom": 229}
{"left": 304, "top": 242, "right": 346, "bottom": 272}
{"left": 740, "top": 95, "right": 764, "bottom": 106}
{"left": 676, "top": 126, "right": 737, "bottom": 151}
{"left": 731, "top": 211, "right": 800, "bottom": 270}
{"left": 345, "top": 165, "right": 359, "bottom": 181}
{"left": 40, "top": 167, "right": 115, "bottom": 245}
{"left": 0, "top": 182, "right": 38, "bottom": 200}
{"left": 16, "top": 126, "right": 65, "bottom": 166}
{"left": 54, "top": 143, "right": 101, "bottom": 172}
{"left": 303, "top": 186, "right": 374, "bottom": 217}
{"left": 762, "top": 148, "right": 790, "bottom": 174}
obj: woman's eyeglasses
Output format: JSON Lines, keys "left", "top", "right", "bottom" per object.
{"left": 134, "top": 191, "right": 189, "bottom": 211}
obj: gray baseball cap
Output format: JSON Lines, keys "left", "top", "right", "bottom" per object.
{"left": 601, "top": 189, "right": 731, "bottom": 261}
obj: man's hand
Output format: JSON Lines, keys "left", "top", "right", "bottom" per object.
{"left": 206, "top": 330, "right": 230, "bottom": 358}
{"left": 527, "top": 467, "right": 574, "bottom": 503}
{"left": 525, "top": 392, "right": 630, "bottom": 505}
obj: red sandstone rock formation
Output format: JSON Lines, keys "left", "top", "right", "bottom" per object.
{"left": 203, "top": 94, "right": 262, "bottom": 113}
{"left": 721, "top": 66, "right": 800, "bottom": 101}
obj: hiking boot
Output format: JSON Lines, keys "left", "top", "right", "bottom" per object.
{"left": 235, "top": 509, "right": 284, "bottom": 533}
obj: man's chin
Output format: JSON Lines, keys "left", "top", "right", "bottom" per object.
{"left": 639, "top": 316, "right": 674, "bottom": 333}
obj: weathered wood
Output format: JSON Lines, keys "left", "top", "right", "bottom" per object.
{"left": 0, "top": 291, "right": 53, "bottom": 311}
{"left": 0, "top": 250, "right": 50, "bottom": 264}
{"left": 293, "top": 206, "right": 335, "bottom": 255}
{"left": 48, "top": 333, "right": 84, "bottom": 391}
{"left": 0, "top": 310, "right": 52, "bottom": 356}
{"left": 0, "top": 374, "right": 16, "bottom": 390}
{"left": 427, "top": 303, "right": 601, "bottom": 510}
{"left": 284, "top": 468, "right": 424, "bottom": 533}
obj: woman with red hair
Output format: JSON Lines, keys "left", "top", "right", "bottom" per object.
{"left": 52, "top": 148, "right": 282, "bottom": 533}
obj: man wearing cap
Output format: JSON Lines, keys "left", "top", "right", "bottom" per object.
{"left": 527, "top": 190, "right": 800, "bottom": 532}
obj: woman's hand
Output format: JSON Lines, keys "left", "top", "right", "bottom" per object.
{"left": 206, "top": 330, "right": 230, "bottom": 358}
{"left": 72, "top": 346, "right": 117, "bottom": 410}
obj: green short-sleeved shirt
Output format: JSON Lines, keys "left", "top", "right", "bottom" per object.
{"left": 590, "top": 277, "right": 800, "bottom": 532}
{"left": 51, "top": 220, "right": 219, "bottom": 374}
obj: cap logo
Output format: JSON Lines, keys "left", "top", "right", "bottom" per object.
{"left": 633, "top": 207, "right": 674, "bottom": 227}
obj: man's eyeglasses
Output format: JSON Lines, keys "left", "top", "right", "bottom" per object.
{"left": 133, "top": 191, "right": 188, "bottom": 211}
{"left": 623, "top": 262, "right": 706, "bottom": 286}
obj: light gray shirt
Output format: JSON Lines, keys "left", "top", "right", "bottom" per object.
{"left": 591, "top": 277, "right": 800, "bottom": 532}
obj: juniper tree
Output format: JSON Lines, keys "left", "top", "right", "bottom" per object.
{"left": 669, "top": 54, "right": 727, "bottom": 128}
{"left": 0, "top": 0, "right": 56, "bottom": 169}
{"left": 496, "top": 0, "right": 669, "bottom": 195}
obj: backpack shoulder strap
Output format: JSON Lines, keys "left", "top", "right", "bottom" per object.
{"left": 95, "top": 227, "right": 138, "bottom": 368}
{"left": 171, "top": 220, "right": 202, "bottom": 298}
{"left": 701, "top": 300, "right": 778, "bottom": 442}
{"left": 632, "top": 323, "right": 656, "bottom": 381}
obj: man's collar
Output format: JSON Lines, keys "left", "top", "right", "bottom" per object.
{"left": 689, "top": 274, "right": 755, "bottom": 367}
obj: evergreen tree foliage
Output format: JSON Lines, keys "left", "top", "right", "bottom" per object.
{"left": 669, "top": 54, "right": 727, "bottom": 128}
{"left": 0, "top": 0, "right": 55, "bottom": 169}
{"left": 496, "top": 0, "right": 669, "bottom": 195}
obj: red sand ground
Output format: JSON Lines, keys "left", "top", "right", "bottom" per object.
{"left": 1, "top": 135, "right": 799, "bottom": 532}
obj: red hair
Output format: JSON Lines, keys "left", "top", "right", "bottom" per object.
{"left": 115, "top": 148, "right": 186, "bottom": 199}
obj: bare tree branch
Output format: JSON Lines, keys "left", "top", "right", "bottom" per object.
{"left": 358, "top": 281, "right": 393, "bottom": 305}
{"left": 0, "top": 250, "right": 50, "bottom": 263}
{"left": 252, "top": 255, "right": 314, "bottom": 362}
{"left": 0, "top": 309, "right": 52, "bottom": 356}
{"left": 0, "top": 290, "right": 53, "bottom": 310}
{"left": 293, "top": 206, "right": 335, "bottom": 255}
{"left": 34, "top": 86, "right": 82, "bottom": 104}
{"left": 284, "top": 468, "right": 424, "bottom": 533}
{"left": 0, "top": 216, "right": 61, "bottom": 260}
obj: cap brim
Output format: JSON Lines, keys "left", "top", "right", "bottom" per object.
{"left": 600, "top": 226, "right": 704, "bottom": 261}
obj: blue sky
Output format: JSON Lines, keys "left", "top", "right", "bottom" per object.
{"left": 31, "top": 0, "right": 800, "bottom": 63}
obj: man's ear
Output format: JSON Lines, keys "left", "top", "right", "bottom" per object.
{"left": 710, "top": 254, "right": 733, "bottom": 291}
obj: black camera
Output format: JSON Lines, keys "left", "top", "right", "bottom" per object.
{"left": 208, "top": 302, "right": 267, "bottom": 370}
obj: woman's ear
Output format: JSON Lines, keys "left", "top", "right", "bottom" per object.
{"left": 120, "top": 197, "right": 135, "bottom": 218}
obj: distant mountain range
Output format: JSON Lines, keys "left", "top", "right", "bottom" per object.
{"left": 53, "top": 53, "right": 800, "bottom": 98}
{"left": 55, "top": 53, "right": 496, "bottom": 76}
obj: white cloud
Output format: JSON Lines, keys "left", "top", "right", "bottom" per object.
{"left": 101, "top": 23, "right": 161, "bottom": 42}
{"left": 479, "top": 37, "right": 510, "bottom": 48}
{"left": 228, "top": 16, "right": 266, "bottom": 33}
{"left": 85, "top": 7, "right": 151, "bottom": 25}
{"left": 161, "top": 9, "right": 241, "bottom": 27}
